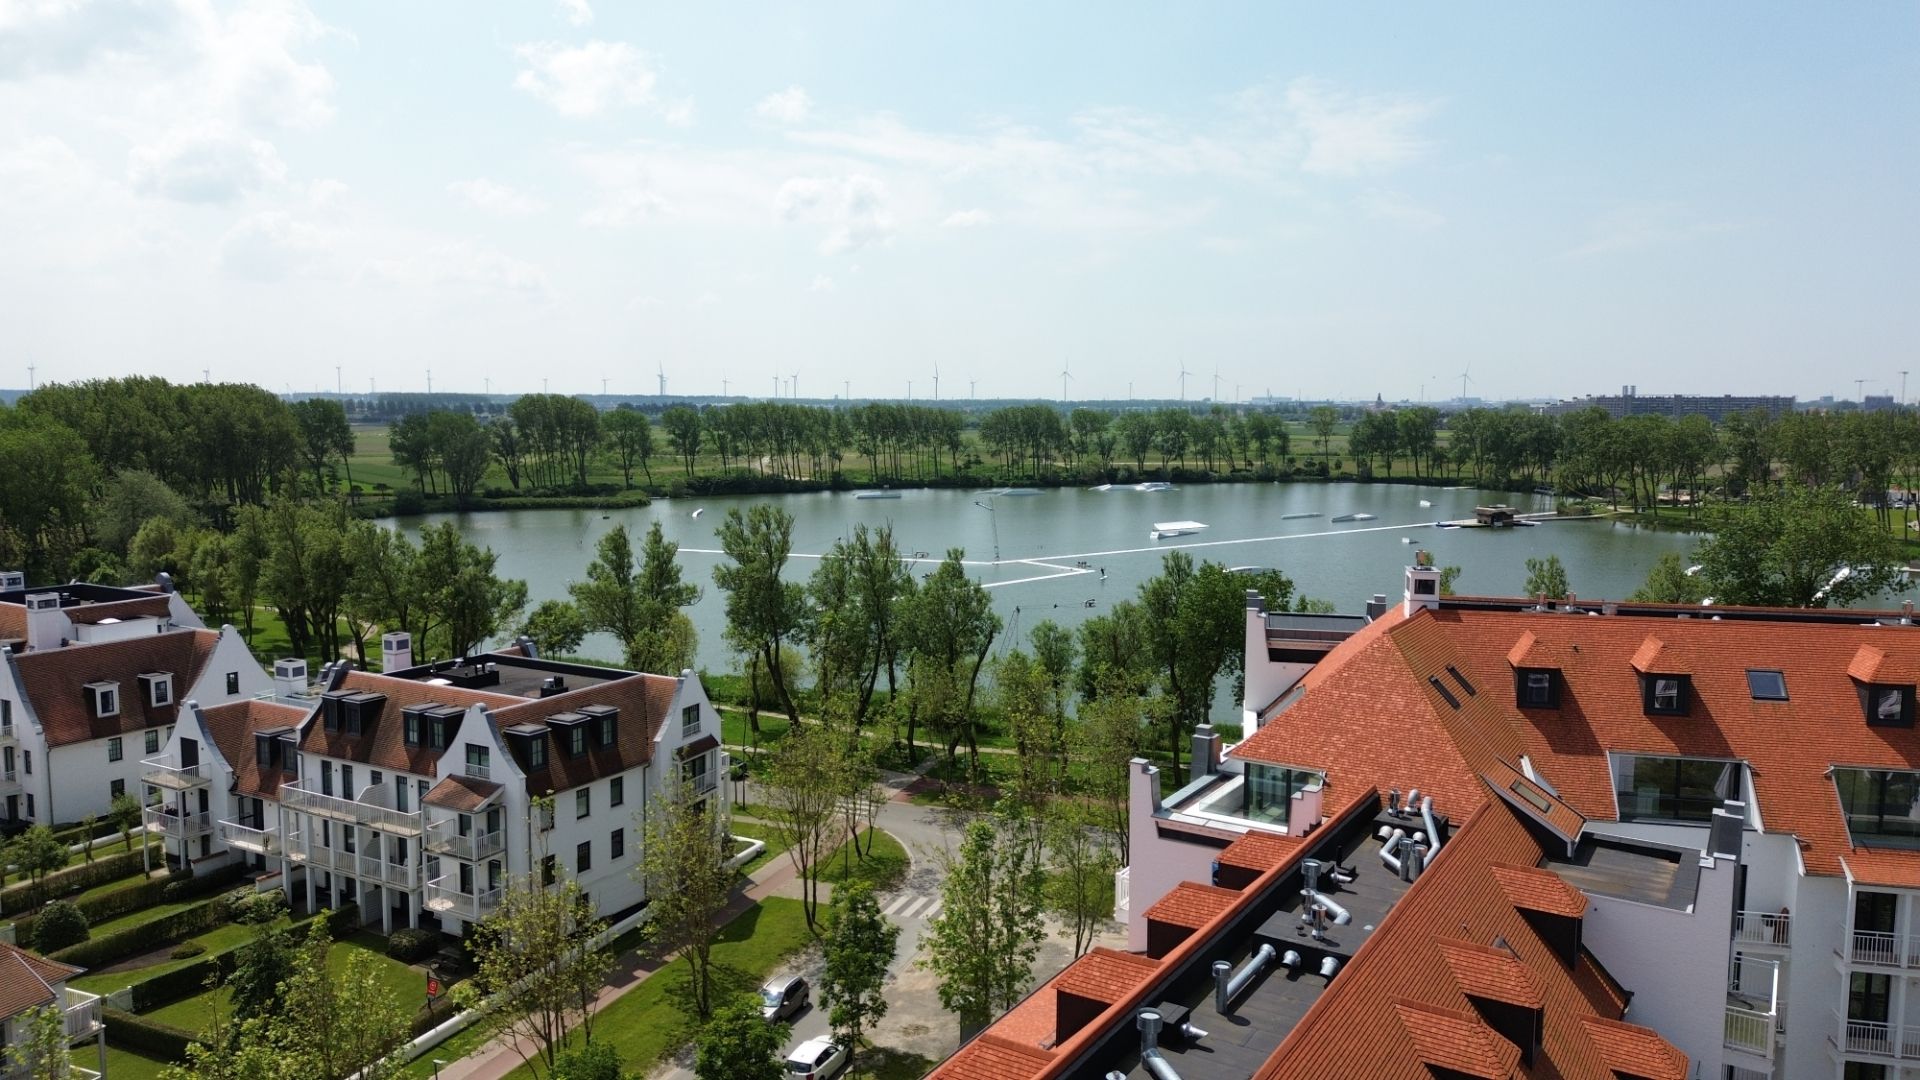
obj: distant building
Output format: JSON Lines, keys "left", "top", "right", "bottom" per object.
{"left": 1540, "top": 386, "right": 1794, "bottom": 422}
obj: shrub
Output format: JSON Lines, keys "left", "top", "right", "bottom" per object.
{"left": 169, "top": 942, "right": 205, "bottom": 960}
{"left": 50, "top": 896, "right": 228, "bottom": 968}
{"left": 32, "top": 900, "right": 89, "bottom": 952}
{"left": 227, "top": 888, "right": 287, "bottom": 925}
{"left": 553, "top": 1043, "right": 624, "bottom": 1080}
{"left": 386, "top": 928, "right": 439, "bottom": 962}
{"left": 102, "top": 1007, "right": 194, "bottom": 1062}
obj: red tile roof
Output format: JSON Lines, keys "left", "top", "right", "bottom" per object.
{"left": 12, "top": 629, "right": 219, "bottom": 747}
{"left": 0, "top": 941, "right": 79, "bottom": 1020}
{"left": 1254, "top": 799, "right": 1683, "bottom": 1080}
{"left": 0, "top": 605, "right": 22, "bottom": 641}
{"left": 1051, "top": 947, "right": 1161, "bottom": 1005}
{"left": 1842, "top": 850, "right": 1920, "bottom": 889}
{"left": 423, "top": 774, "right": 502, "bottom": 812}
{"left": 1848, "top": 643, "right": 1920, "bottom": 684}
{"left": 1391, "top": 1000, "right": 1521, "bottom": 1079}
{"left": 1215, "top": 830, "right": 1302, "bottom": 876}
{"left": 1489, "top": 863, "right": 1588, "bottom": 919}
{"left": 1438, "top": 938, "right": 1543, "bottom": 1009}
{"left": 1578, "top": 1016, "right": 1690, "bottom": 1080}
{"left": 1141, "top": 882, "right": 1241, "bottom": 930}
{"left": 199, "top": 699, "right": 310, "bottom": 799}
{"left": 933, "top": 1034, "right": 1055, "bottom": 1080}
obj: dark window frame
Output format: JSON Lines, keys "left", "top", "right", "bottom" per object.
{"left": 1640, "top": 673, "right": 1691, "bottom": 717}
{"left": 1515, "top": 668, "right": 1560, "bottom": 710}
{"left": 1746, "top": 669, "right": 1789, "bottom": 701}
{"left": 1862, "top": 683, "right": 1916, "bottom": 729}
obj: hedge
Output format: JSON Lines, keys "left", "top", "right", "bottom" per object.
{"left": 102, "top": 1006, "right": 193, "bottom": 1062}
{"left": 50, "top": 894, "right": 231, "bottom": 968}
{"left": 14, "top": 872, "right": 174, "bottom": 946}
{"left": 127, "top": 904, "right": 357, "bottom": 1012}
{"left": 0, "top": 847, "right": 151, "bottom": 914}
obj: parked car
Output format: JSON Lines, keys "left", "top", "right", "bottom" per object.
{"left": 760, "top": 974, "right": 810, "bottom": 1022}
{"left": 784, "top": 1036, "right": 848, "bottom": 1078}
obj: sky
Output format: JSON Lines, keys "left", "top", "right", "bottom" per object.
{"left": 1, "top": 1, "right": 1916, "bottom": 403}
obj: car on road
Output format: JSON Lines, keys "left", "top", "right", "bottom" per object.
{"left": 760, "top": 975, "right": 810, "bottom": 1022}
{"left": 784, "top": 1035, "right": 848, "bottom": 1078}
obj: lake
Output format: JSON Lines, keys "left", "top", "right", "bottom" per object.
{"left": 396, "top": 483, "right": 1699, "bottom": 668}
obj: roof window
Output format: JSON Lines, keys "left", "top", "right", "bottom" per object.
{"left": 1428, "top": 675, "right": 1461, "bottom": 710}
{"left": 1445, "top": 665, "right": 1477, "bottom": 696}
{"left": 1640, "top": 673, "right": 1690, "bottom": 717}
{"left": 1745, "top": 669, "right": 1788, "bottom": 701}
{"left": 1515, "top": 668, "right": 1559, "bottom": 710}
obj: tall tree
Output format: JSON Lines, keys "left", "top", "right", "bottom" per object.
{"left": 601, "top": 407, "right": 654, "bottom": 488}
{"left": 1631, "top": 553, "right": 1708, "bottom": 605}
{"left": 662, "top": 404, "right": 704, "bottom": 478}
{"left": 289, "top": 398, "right": 354, "bottom": 494}
{"left": 713, "top": 505, "right": 809, "bottom": 723}
{"left": 766, "top": 724, "right": 844, "bottom": 929}
{"left": 6, "top": 1005, "right": 72, "bottom": 1080}
{"left": 459, "top": 872, "right": 613, "bottom": 1078}
{"left": 819, "top": 883, "right": 900, "bottom": 1072}
{"left": 902, "top": 549, "right": 1000, "bottom": 767}
{"left": 570, "top": 523, "right": 699, "bottom": 672}
{"left": 920, "top": 817, "right": 1047, "bottom": 1034}
{"left": 1044, "top": 805, "right": 1118, "bottom": 957}
{"left": 1137, "top": 553, "right": 1245, "bottom": 783}
{"left": 1694, "top": 485, "right": 1907, "bottom": 607}
{"left": 1523, "top": 554, "right": 1572, "bottom": 601}
{"left": 633, "top": 774, "right": 735, "bottom": 1020}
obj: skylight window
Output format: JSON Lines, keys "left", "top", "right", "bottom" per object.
{"left": 1746, "top": 669, "right": 1788, "bottom": 701}
{"left": 1446, "top": 665, "right": 1477, "bottom": 696}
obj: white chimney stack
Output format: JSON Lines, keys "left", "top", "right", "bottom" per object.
{"left": 272, "top": 658, "right": 309, "bottom": 699}
{"left": 23, "top": 593, "right": 66, "bottom": 650}
{"left": 381, "top": 631, "right": 413, "bottom": 672}
{"left": 1403, "top": 553, "right": 1441, "bottom": 616}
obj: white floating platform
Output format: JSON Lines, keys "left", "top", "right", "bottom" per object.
{"left": 1151, "top": 520, "right": 1209, "bottom": 539}
{"left": 1330, "top": 512, "right": 1377, "bottom": 523}
{"left": 854, "top": 491, "right": 903, "bottom": 499}
{"left": 1135, "top": 481, "right": 1173, "bottom": 492}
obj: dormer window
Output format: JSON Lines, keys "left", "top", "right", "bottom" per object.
{"left": 548, "top": 712, "right": 589, "bottom": 758}
{"left": 580, "top": 704, "right": 619, "bottom": 748}
{"left": 1516, "top": 669, "right": 1559, "bottom": 710}
{"left": 139, "top": 673, "right": 173, "bottom": 708}
{"left": 1862, "top": 683, "right": 1916, "bottom": 729}
{"left": 84, "top": 681, "right": 119, "bottom": 719}
{"left": 681, "top": 703, "right": 701, "bottom": 737}
{"left": 1640, "top": 674, "right": 1690, "bottom": 717}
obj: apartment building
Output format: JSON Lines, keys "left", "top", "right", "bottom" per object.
{"left": 0, "top": 940, "right": 104, "bottom": 1079}
{"left": 0, "top": 576, "right": 270, "bottom": 828}
{"left": 144, "top": 632, "right": 728, "bottom": 936}
{"left": 933, "top": 560, "right": 1920, "bottom": 1080}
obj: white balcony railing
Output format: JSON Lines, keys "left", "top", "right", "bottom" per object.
{"left": 139, "top": 756, "right": 210, "bottom": 791}
{"left": 425, "top": 820, "right": 504, "bottom": 861}
{"left": 464, "top": 761, "right": 491, "bottom": 782}
{"left": 216, "top": 820, "right": 280, "bottom": 855}
{"left": 280, "top": 782, "right": 423, "bottom": 836}
{"left": 62, "top": 988, "right": 101, "bottom": 1041}
{"left": 142, "top": 806, "right": 211, "bottom": 838}
{"left": 1851, "top": 929, "right": 1920, "bottom": 968}
{"left": 423, "top": 876, "right": 501, "bottom": 921}
{"left": 1732, "top": 909, "right": 1791, "bottom": 947}
{"left": 1724, "top": 1006, "right": 1774, "bottom": 1058}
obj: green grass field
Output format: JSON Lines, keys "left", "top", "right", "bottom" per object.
{"left": 99, "top": 1044, "right": 171, "bottom": 1080}
{"left": 143, "top": 932, "right": 426, "bottom": 1034}
{"left": 818, "top": 828, "right": 909, "bottom": 893}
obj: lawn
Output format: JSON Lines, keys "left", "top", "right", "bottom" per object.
{"left": 99, "top": 1044, "right": 172, "bottom": 1080}
{"left": 83, "top": 896, "right": 200, "bottom": 938}
{"left": 730, "top": 820, "right": 790, "bottom": 877}
{"left": 145, "top": 931, "right": 425, "bottom": 1034}
{"left": 70, "top": 920, "right": 260, "bottom": 997}
{"left": 496, "top": 897, "right": 814, "bottom": 1079}
{"left": 818, "top": 828, "right": 909, "bottom": 893}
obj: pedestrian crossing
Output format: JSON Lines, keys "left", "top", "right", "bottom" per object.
{"left": 881, "top": 890, "right": 944, "bottom": 922}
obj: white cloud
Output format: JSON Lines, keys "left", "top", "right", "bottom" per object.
{"left": 447, "top": 178, "right": 548, "bottom": 215}
{"left": 1282, "top": 78, "right": 1438, "bottom": 176}
{"left": 756, "top": 86, "right": 813, "bottom": 125}
{"left": 513, "top": 40, "right": 668, "bottom": 118}
{"left": 808, "top": 274, "right": 834, "bottom": 292}
{"left": 361, "top": 241, "right": 551, "bottom": 296}
{"left": 1358, "top": 189, "right": 1445, "bottom": 230}
{"left": 218, "top": 210, "right": 330, "bottom": 281}
{"left": 555, "top": 0, "right": 593, "bottom": 27}
{"left": 129, "top": 127, "right": 286, "bottom": 203}
{"left": 776, "top": 173, "right": 894, "bottom": 254}
{"left": 941, "top": 208, "right": 992, "bottom": 228}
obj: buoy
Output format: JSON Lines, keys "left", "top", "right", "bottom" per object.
{"left": 691, "top": 508, "right": 706, "bottom": 519}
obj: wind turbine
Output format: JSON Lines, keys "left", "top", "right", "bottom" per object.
{"left": 426, "top": 368, "right": 433, "bottom": 394}
{"left": 1211, "top": 366, "right": 1221, "bottom": 402}
{"left": 791, "top": 371, "right": 800, "bottom": 399}
{"left": 656, "top": 362, "right": 667, "bottom": 397}
{"left": 26, "top": 360, "right": 34, "bottom": 391}
{"left": 722, "top": 377, "right": 730, "bottom": 396}
{"left": 1178, "top": 362, "right": 1191, "bottom": 402}
{"left": 932, "top": 363, "right": 940, "bottom": 402}
{"left": 771, "top": 374, "right": 780, "bottom": 399}
{"left": 843, "top": 379, "right": 851, "bottom": 400}
{"left": 970, "top": 378, "right": 977, "bottom": 400}
{"left": 1060, "top": 361, "right": 1074, "bottom": 402}
{"left": 1458, "top": 363, "right": 1475, "bottom": 401}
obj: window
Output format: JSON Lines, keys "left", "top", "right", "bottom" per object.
{"left": 541, "top": 854, "right": 556, "bottom": 886}
{"left": 1516, "top": 669, "right": 1558, "bottom": 709}
{"left": 0, "top": 699, "right": 9, "bottom": 731}
{"left": 527, "top": 734, "right": 547, "bottom": 770}
{"left": 569, "top": 726, "right": 586, "bottom": 757}
{"left": 1612, "top": 755, "right": 1741, "bottom": 822}
{"left": 1864, "top": 684, "right": 1915, "bottom": 728}
{"left": 342, "top": 765, "right": 354, "bottom": 798}
{"left": 107, "top": 737, "right": 122, "bottom": 762}
{"left": 681, "top": 704, "right": 700, "bottom": 737}
{"left": 25, "top": 794, "right": 33, "bottom": 818}
{"left": 110, "top": 779, "right": 124, "bottom": 799}
{"left": 145, "top": 729, "right": 159, "bottom": 755}
{"left": 429, "top": 717, "right": 447, "bottom": 751}
{"left": 405, "top": 711, "right": 421, "bottom": 746}
{"left": 1845, "top": 1062, "right": 1890, "bottom": 1080}
{"left": 1427, "top": 676, "right": 1461, "bottom": 710}
{"left": 681, "top": 754, "right": 711, "bottom": 794}
{"left": 1850, "top": 971, "right": 1892, "bottom": 1025}
{"left": 395, "top": 776, "right": 408, "bottom": 813}
{"left": 466, "top": 744, "right": 490, "bottom": 780}
{"left": 147, "top": 675, "right": 172, "bottom": 707}
{"left": 576, "top": 840, "right": 592, "bottom": 874}
{"left": 610, "top": 828, "right": 624, "bottom": 860}
{"left": 539, "top": 803, "right": 555, "bottom": 831}
{"left": 1746, "top": 669, "right": 1788, "bottom": 701}
{"left": 1641, "top": 674, "right": 1689, "bottom": 717}
{"left": 1245, "top": 764, "right": 1321, "bottom": 827}
{"left": 1856, "top": 890, "right": 1898, "bottom": 934}
{"left": 1445, "top": 665, "right": 1476, "bottom": 696}
{"left": 1836, "top": 769, "right": 1920, "bottom": 845}
{"left": 610, "top": 776, "right": 624, "bottom": 807}
{"left": 85, "top": 683, "right": 119, "bottom": 718}
{"left": 597, "top": 714, "right": 615, "bottom": 747}
{"left": 321, "top": 760, "right": 333, "bottom": 796}
{"left": 225, "top": 672, "right": 240, "bottom": 695}
{"left": 22, "top": 751, "right": 30, "bottom": 776}
{"left": 576, "top": 787, "right": 590, "bottom": 819}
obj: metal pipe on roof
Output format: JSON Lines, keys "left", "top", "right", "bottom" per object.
{"left": 1421, "top": 796, "right": 1443, "bottom": 857}
{"left": 1137, "top": 1010, "right": 1185, "bottom": 1080}
{"left": 1379, "top": 828, "right": 1406, "bottom": 875}
{"left": 1215, "top": 943, "right": 1277, "bottom": 1014}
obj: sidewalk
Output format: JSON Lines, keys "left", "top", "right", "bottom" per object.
{"left": 430, "top": 853, "right": 805, "bottom": 1080}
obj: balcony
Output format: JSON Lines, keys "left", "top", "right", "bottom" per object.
{"left": 1732, "top": 909, "right": 1791, "bottom": 948}
{"left": 425, "top": 819, "right": 504, "bottom": 861}
{"left": 423, "top": 875, "right": 501, "bottom": 922}
{"left": 1724, "top": 957, "right": 1780, "bottom": 1062}
{"left": 280, "top": 781, "right": 423, "bottom": 836}
{"left": 143, "top": 806, "right": 211, "bottom": 839}
{"left": 1835, "top": 1011, "right": 1920, "bottom": 1060}
{"left": 1850, "top": 929, "right": 1920, "bottom": 969}
{"left": 140, "top": 755, "right": 211, "bottom": 791}
{"left": 464, "top": 761, "right": 491, "bottom": 782}
{"left": 62, "top": 988, "right": 101, "bottom": 1041}
{"left": 217, "top": 820, "right": 282, "bottom": 856}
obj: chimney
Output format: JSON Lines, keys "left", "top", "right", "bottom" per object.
{"left": 1365, "top": 593, "right": 1388, "bottom": 619}
{"left": 23, "top": 593, "right": 65, "bottom": 650}
{"left": 515, "top": 633, "right": 539, "bottom": 658}
{"left": 1403, "top": 553, "right": 1441, "bottom": 616}
{"left": 540, "top": 675, "right": 568, "bottom": 698}
{"left": 273, "top": 658, "right": 309, "bottom": 699}
{"left": 0, "top": 571, "right": 23, "bottom": 592}
{"left": 1710, "top": 802, "right": 1746, "bottom": 862}
{"left": 154, "top": 571, "right": 175, "bottom": 594}
{"left": 380, "top": 631, "right": 413, "bottom": 672}
{"left": 1192, "top": 724, "right": 1221, "bottom": 777}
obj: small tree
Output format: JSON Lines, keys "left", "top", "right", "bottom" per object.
{"left": 553, "top": 1043, "right": 625, "bottom": 1080}
{"left": 519, "top": 599, "right": 589, "bottom": 657}
{"left": 459, "top": 874, "right": 612, "bottom": 1079}
{"left": 6, "top": 1004, "right": 71, "bottom": 1080}
{"left": 79, "top": 815, "right": 97, "bottom": 863}
{"left": 920, "top": 816, "right": 1047, "bottom": 1033}
{"left": 694, "top": 994, "right": 786, "bottom": 1080}
{"left": 633, "top": 774, "right": 734, "bottom": 1020}
{"left": 766, "top": 724, "right": 843, "bottom": 929}
{"left": 31, "top": 900, "right": 88, "bottom": 952}
{"left": 1523, "top": 554, "right": 1571, "bottom": 601}
{"left": 279, "top": 919, "right": 410, "bottom": 1080}
{"left": 9, "top": 826, "right": 66, "bottom": 884}
{"left": 110, "top": 792, "right": 143, "bottom": 851}
{"left": 1631, "top": 552, "right": 1708, "bottom": 605}
{"left": 819, "top": 883, "right": 899, "bottom": 1071}
{"left": 226, "top": 924, "right": 298, "bottom": 1022}
{"left": 1044, "top": 808, "right": 1118, "bottom": 957}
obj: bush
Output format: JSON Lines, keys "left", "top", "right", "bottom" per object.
{"left": 50, "top": 895, "right": 229, "bottom": 968}
{"left": 386, "top": 928, "right": 438, "bottom": 962}
{"left": 226, "top": 888, "right": 287, "bottom": 925}
{"left": 553, "top": 1043, "right": 624, "bottom": 1080}
{"left": 169, "top": 942, "right": 205, "bottom": 960}
{"left": 32, "top": 900, "right": 89, "bottom": 952}
{"left": 102, "top": 1006, "right": 194, "bottom": 1062}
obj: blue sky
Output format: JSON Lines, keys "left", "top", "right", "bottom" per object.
{"left": 2, "top": 1, "right": 1915, "bottom": 402}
